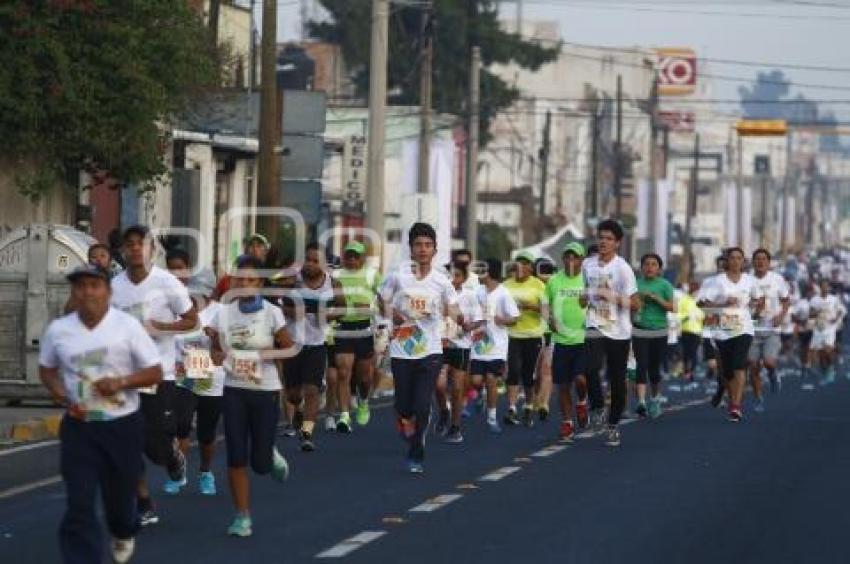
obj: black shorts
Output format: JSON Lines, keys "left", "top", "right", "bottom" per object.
{"left": 716, "top": 335, "right": 754, "bottom": 380}
{"left": 173, "top": 386, "right": 223, "bottom": 445}
{"left": 551, "top": 343, "right": 586, "bottom": 385}
{"left": 139, "top": 381, "right": 178, "bottom": 468}
{"left": 469, "top": 359, "right": 506, "bottom": 378}
{"left": 799, "top": 330, "right": 813, "bottom": 349}
{"left": 443, "top": 348, "right": 470, "bottom": 371}
{"left": 335, "top": 320, "right": 375, "bottom": 359}
{"left": 283, "top": 345, "right": 327, "bottom": 389}
{"left": 326, "top": 344, "right": 337, "bottom": 369}
{"left": 223, "top": 387, "right": 280, "bottom": 474}
{"left": 702, "top": 338, "right": 717, "bottom": 361}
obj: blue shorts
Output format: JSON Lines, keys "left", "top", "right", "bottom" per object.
{"left": 223, "top": 387, "right": 280, "bottom": 474}
{"left": 552, "top": 343, "right": 587, "bottom": 385}
{"left": 469, "top": 359, "right": 506, "bottom": 378}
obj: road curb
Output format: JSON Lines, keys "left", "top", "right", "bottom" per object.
{"left": 1, "top": 414, "right": 63, "bottom": 443}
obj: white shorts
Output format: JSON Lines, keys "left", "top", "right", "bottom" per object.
{"left": 810, "top": 327, "right": 837, "bottom": 350}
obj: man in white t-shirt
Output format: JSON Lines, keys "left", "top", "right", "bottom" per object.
{"left": 110, "top": 225, "right": 198, "bottom": 525}
{"left": 748, "top": 249, "right": 790, "bottom": 410}
{"left": 580, "top": 219, "right": 639, "bottom": 447}
{"left": 379, "top": 223, "right": 460, "bottom": 474}
{"left": 810, "top": 278, "right": 846, "bottom": 385}
{"left": 40, "top": 265, "right": 162, "bottom": 564}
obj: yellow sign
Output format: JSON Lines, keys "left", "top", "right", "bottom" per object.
{"left": 735, "top": 120, "right": 788, "bottom": 137}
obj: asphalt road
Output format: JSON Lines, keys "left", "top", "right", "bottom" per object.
{"left": 0, "top": 371, "right": 848, "bottom": 564}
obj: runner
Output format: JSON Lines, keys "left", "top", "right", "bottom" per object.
{"left": 533, "top": 258, "right": 556, "bottom": 422}
{"left": 794, "top": 283, "right": 816, "bottom": 391}
{"left": 110, "top": 225, "right": 197, "bottom": 525}
{"left": 470, "top": 258, "right": 521, "bottom": 434}
{"left": 748, "top": 248, "right": 790, "bottom": 410}
{"left": 438, "top": 261, "right": 485, "bottom": 443}
{"left": 40, "top": 264, "right": 162, "bottom": 564}
{"left": 544, "top": 242, "right": 588, "bottom": 442}
{"left": 699, "top": 247, "right": 763, "bottom": 422}
{"left": 379, "top": 223, "right": 459, "bottom": 473}
{"left": 166, "top": 251, "right": 224, "bottom": 496}
{"left": 678, "top": 281, "right": 705, "bottom": 387}
{"left": 281, "top": 243, "right": 345, "bottom": 452}
{"left": 333, "top": 241, "right": 383, "bottom": 433}
{"left": 809, "top": 278, "right": 846, "bottom": 386}
{"left": 215, "top": 233, "right": 270, "bottom": 298}
{"left": 698, "top": 255, "right": 727, "bottom": 407}
{"left": 632, "top": 253, "right": 676, "bottom": 419}
{"left": 581, "top": 220, "right": 639, "bottom": 447}
{"left": 209, "top": 255, "right": 293, "bottom": 537}
{"left": 502, "top": 251, "right": 547, "bottom": 427}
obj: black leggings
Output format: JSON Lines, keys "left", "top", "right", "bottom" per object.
{"left": 139, "top": 381, "right": 180, "bottom": 474}
{"left": 392, "top": 354, "right": 443, "bottom": 462}
{"left": 585, "top": 337, "right": 630, "bottom": 426}
{"left": 681, "top": 332, "right": 701, "bottom": 376}
{"left": 632, "top": 335, "right": 667, "bottom": 385}
{"left": 507, "top": 337, "right": 543, "bottom": 389}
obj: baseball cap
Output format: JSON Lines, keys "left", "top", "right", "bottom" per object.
{"left": 246, "top": 233, "right": 270, "bottom": 248}
{"left": 344, "top": 241, "right": 366, "bottom": 255}
{"left": 562, "top": 242, "right": 586, "bottom": 257}
{"left": 187, "top": 269, "right": 216, "bottom": 297}
{"left": 67, "top": 264, "right": 111, "bottom": 284}
{"left": 515, "top": 250, "right": 535, "bottom": 263}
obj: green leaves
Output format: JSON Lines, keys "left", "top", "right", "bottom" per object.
{"left": 0, "top": 0, "right": 221, "bottom": 199}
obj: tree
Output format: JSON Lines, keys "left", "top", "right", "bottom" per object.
{"left": 477, "top": 221, "right": 514, "bottom": 260}
{"left": 0, "top": 0, "right": 223, "bottom": 199}
{"left": 308, "top": 0, "right": 559, "bottom": 144}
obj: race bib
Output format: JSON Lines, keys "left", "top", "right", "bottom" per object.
{"left": 185, "top": 349, "right": 214, "bottom": 379}
{"left": 231, "top": 351, "right": 261, "bottom": 383}
{"left": 719, "top": 311, "right": 743, "bottom": 332}
{"left": 77, "top": 378, "right": 126, "bottom": 416}
{"left": 405, "top": 294, "right": 431, "bottom": 320}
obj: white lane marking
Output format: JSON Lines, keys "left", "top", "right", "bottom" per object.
{"left": 530, "top": 445, "right": 567, "bottom": 458}
{"left": 0, "top": 440, "right": 59, "bottom": 457}
{"left": 409, "top": 494, "right": 462, "bottom": 513}
{"left": 479, "top": 466, "right": 521, "bottom": 482}
{"left": 620, "top": 418, "right": 637, "bottom": 425}
{"left": 316, "top": 531, "right": 387, "bottom": 558}
{"left": 0, "top": 476, "right": 62, "bottom": 500}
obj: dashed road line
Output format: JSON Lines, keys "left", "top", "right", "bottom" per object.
{"left": 530, "top": 445, "right": 568, "bottom": 458}
{"left": 479, "top": 466, "right": 521, "bottom": 482}
{"left": 409, "top": 494, "right": 463, "bottom": 513}
{"left": 316, "top": 531, "right": 387, "bottom": 558}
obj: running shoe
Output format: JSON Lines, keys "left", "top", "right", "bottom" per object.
{"left": 227, "top": 515, "right": 253, "bottom": 537}
{"left": 300, "top": 431, "right": 316, "bottom": 452}
{"left": 336, "top": 412, "right": 353, "bottom": 434}
{"left": 198, "top": 472, "right": 216, "bottom": 496}
{"left": 538, "top": 406, "right": 549, "bottom": 422}
{"left": 163, "top": 475, "right": 187, "bottom": 495}
{"left": 575, "top": 403, "right": 589, "bottom": 429}
{"left": 558, "top": 420, "right": 575, "bottom": 443}
{"left": 323, "top": 415, "right": 336, "bottom": 432}
{"left": 167, "top": 449, "right": 187, "bottom": 483}
{"left": 435, "top": 410, "right": 450, "bottom": 436}
{"left": 271, "top": 448, "right": 290, "bottom": 482}
{"left": 355, "top": 401, "right": 371, "bottom": 426}
{"left": 503, "top": 408, "right": 520, "bottom": 426}
{"left": 111, "top": 537, "right": 135, "bottom": 564}
{"left": 396, "top": 416, "right": 416, "bottom": 440}
{"left": 591, "top": 409, "right": 607, "bottom": 432}
{"left": 648, "top": 398, "right": 662, "bottom": 419}
{"left": 522, "top": 407, "right": 535, "bottom": 428}
{"left": 137, "top": 498, "right": 158, "bottom": 527}
{"left": 728, "top": 406, "right": 743, "bottom": 422}
{"left": 487, "top": 419, "right": 503, "bottom": 434}
{"left": 753, "top": 398, "right": 765, "bottom": 414}
{"left": 604, "top": 425, "right": 621, "bottom": 447}
{"left": 407, "top": 460, "right": 425, "bottom": 474}
{"left": 635, "top": 402, "right": 648, "bottom": 418}
{"left": 281, "top": 423, "right": 297, "bottom": 438}
{"left": 445, "top": 426, "right": 464, "bottom": 444}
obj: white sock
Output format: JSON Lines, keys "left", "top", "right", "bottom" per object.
{"left": 487, "top": 408, "right": 497, "bottom": 421}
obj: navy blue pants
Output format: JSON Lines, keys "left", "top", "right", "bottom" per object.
{"left": 59, "top": 411, "right": 144, "bottom": 564}
{"left": 223, "top": 387, "right": 280, "bottom": 474}
{"left": 392, "top": 354, "right": 443, "bottom": 462}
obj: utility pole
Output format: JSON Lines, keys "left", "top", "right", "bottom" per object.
{"left": 736, "top": 133, "right": 744, "bottom": 247}
{"left": 467, "top": 46, "right": 481, "bottom": 256}
{"left": 417, "top": 3, "right": 434, "bottom": 195}
{"left": 209, "top": 0, "right": 221, "bottom": 45}
{"left": 366, "top": 0, "right": 389, "bottom": 259}
{"left": 614, "top": 74, "right": 623, "bottom": 218}
{"left": 760, "top": 174, "right": 768, "bottom": 248}
{"left": 257, "top": 0, "right": 280, "bottom": 242}
{"left": 683, "top": 133, "right": 699, "bottom": 283}
{"left": 250, "top": 0, "right": 257, "bottom": 90}
{"left": 648, "top": 73, "right": 658, "bottom": 246}
{"left": 589, "top": 109, "right": 599, "bottom": 226}
{"left": 538, "top": 110, "right": 551, "bottom": 235}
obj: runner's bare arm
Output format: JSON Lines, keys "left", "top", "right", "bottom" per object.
{"left": 39, "top": 366, "right": 67, "bottom": 406}
{"left": 94, "top": 364, "right": 163, "bottom": 396}
{"left": 148, "top": 305, "right": 199, "bottom": 334}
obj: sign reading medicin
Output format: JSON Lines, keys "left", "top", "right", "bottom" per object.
{"left": 342, "top": 135, "right": 368, "bottom": 214}
{"left": 656, "top": 48, "right": 697, "bottom": 96}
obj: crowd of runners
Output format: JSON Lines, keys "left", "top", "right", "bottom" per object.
{"left": 39, "top": 218, "right": 850, "bottom": 563}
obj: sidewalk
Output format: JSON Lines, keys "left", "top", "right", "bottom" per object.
{"left": 0, "top": 404, "right": 63, "bottom": 446}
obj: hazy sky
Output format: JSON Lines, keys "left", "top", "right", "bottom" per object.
{"left": 270, "top": 0, "right": 850, "bottom": 120}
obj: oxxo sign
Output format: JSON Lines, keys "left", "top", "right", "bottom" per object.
{"left": 656, "top": 48, "right": 697, "bottom": 96}
{"left": 342, "top": 135, "right": 368, "bottom": 214}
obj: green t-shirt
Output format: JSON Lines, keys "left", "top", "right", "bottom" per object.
{"left": 333, "top": 267, "right": 383, "bottom": 322}
{"left": 636, "top": 276, "right": 675, "bottom": 330}
{"left": 544, "top": 271, "right": 586, "bottom": 345}
{"left": 503, "top": 276, "right": 547, "bottom": 338}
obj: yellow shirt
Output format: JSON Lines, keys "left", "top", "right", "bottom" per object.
{"left": 503, "top": 276, "right": 547, "bottom": 338}
{"left": 678, "top": 293, "right": 704, "bottom": 336}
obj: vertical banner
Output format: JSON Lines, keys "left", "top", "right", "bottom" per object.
{"left": 724, "top": 181, "right": 738, "bottom": 247}
{"left": 743, "top": 187, "right": 753, "bottom": 252}
{"left": 636, "top": 179, "right": 649, "bottom": 239}
{"left": 655, "top": 180, "right": 670, "bottom": 263}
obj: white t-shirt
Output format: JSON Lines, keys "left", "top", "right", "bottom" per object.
{"left": 39, "top": 308, "right": 161, "bottom": 421}
{"left": 110, "top": 266, "right": 194, "bottom": 383}
{"left": 581, "top": 255, "right": 638, "bottom": 341}
{"left": 380, "top": 265, "right": 459, "bottom": 359}
{"left": 286, "top": 272, "right": 336, "bottom": 346}
{"left": 175, "top": 302, "right": 225, "bottom": 397}
{"left": 702, "top": 273, "right": 761, "bottom": 341}
{"left": 810, "top": 294, "right": 844, "bottom": 331}
{"left": 752, "top": 271, "right": 790, "bottom": 335}
{"left": 444, "top": 284, "right": 485, "bottom": 349}
{"left": 210, "top": 300, "right": 287, "bottom": 391}
{"left": 471, "top": 284, "right": 520, "bottom": 361}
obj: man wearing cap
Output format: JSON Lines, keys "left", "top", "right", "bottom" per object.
{"left": 543, "top": 242, "right": 588, "bottom": 442}
{"left": 110, "top": 225, "right": 198, "bottom": 526}
{"left": 332, "top": 240, "right": 383, "bottom": 432}
{"left": 215, "top": 233, "right": 271, "bottom": 298}
{"left": 40, "top": 265, "right": 163, "bottom": 564}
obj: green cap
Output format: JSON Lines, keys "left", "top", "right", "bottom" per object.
{"left": 344, "top": 241, "right": 366, "bottom": 255}
{"left": 515, "top": 250, "right": 535, "bottom": 263}
{"left": 562, "top": 242, "right": 586, "bottom": 257}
